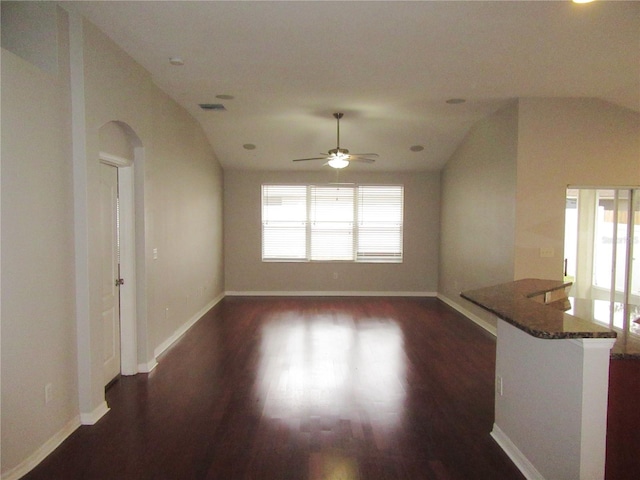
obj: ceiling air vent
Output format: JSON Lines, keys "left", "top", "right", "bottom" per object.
{"left": 198, "top": 103, "right": 226, "bottom": 111}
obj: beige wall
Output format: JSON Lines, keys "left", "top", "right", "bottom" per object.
{"left": 514, "top": 98, "right": 640, "bottom": 280}
{"left": 99, "top": 121, "right": 134, "bottom": 161}
{"left": 1, "top": 6, "right": 224, "bottom": 476}
{"left": 146, "top": 90, "right": 224, "bottom": 349}
{"left": 1, "top": 22, "right": 77, "bottom": 473}
{"left": 224, "top": 170, "right": 440, "bottom": 294}
{"left": 0, "top": 1, "right": 59, "bottom": 74}
{"left": 80, "top": 17, "right": 224, "bottom": 410}
{"left": 3, "top": 4, "right": 639, "bottom": 478}
{"left": 439, "top": 103, "right": 518, "bottom": 330}
{"left": 440, "top": 98, "right": 640, "bottom": 331}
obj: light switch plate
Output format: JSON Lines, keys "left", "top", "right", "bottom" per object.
{"left": 539, "top": 247, "right": 554, "bottom": 258}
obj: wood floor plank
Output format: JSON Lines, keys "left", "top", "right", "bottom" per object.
{"left": 23, "top": 297, "right": 523, "bottom": 479}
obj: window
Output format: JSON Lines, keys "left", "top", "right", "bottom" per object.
{"left": 262, "top": 184, "right": 403, "bottom": 263}
{"left": 564, "top": 187, "right": 640, "bottom": 334}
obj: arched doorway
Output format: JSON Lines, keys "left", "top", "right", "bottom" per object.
{"left": 96, "top": 121, "right": 150, "bottom": 382}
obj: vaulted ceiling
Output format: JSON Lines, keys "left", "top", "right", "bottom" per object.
{"left": 66, "top": 1, "right": 640, "bottom": 172}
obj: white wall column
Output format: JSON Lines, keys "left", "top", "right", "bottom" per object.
{"left": 69, "top": 10, "right": 109, "bottom": 424}
{"left": 492, "top": 319, "right": 615, "bottom": 480}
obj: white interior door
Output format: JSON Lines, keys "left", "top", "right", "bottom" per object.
{"left": 100, "top": 162, "right": 121, "bottom": 385}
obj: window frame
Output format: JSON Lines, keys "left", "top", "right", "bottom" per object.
{"left": 262, "top": 183, "right": 404, "bottom": 264}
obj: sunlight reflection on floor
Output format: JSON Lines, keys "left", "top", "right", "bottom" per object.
{"left": 257, "top": 312, "right": 406, "bottom": 429}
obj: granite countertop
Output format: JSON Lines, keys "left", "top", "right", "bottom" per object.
{"left": 610, "top": 330, "right": 640, "bottom": 359}
{"left": 460, "top": 279, "right": 616, "bottom": 340}
{"left": 567, "top": 297, "right": 640, "bottom": 359}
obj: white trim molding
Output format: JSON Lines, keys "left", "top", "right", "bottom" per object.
{"left": 1, "top": 417, "right": 81, "bottom": 480}
{"left": 491, "top": 424, "right": 545, "bottom": 480}
{"left": 80, "top": 401, "right": 110, "bottom": 425}
{"left": 69, "top": 6, "right": 97, "bottom": 425}
{"left": 153, "top": 293, "right": 226, "bottom": 360}
{"left": 98, "top": 151, "right": 132, "bottom": 167}
{"left": 224, "top": 291, "right": 438, "bottom": 297}
{"left": 137, "top": 359, "right": 158, "bottom": 374}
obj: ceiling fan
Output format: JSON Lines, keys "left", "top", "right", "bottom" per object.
{"left": 292, "top": 113, "right": 378, "bottom": 169}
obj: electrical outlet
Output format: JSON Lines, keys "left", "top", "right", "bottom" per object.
{"left": 496, "top": 376, "right": 503, "bottom": 396}
{"left": 45, "top": 383, "right": 53, "bottom": 404}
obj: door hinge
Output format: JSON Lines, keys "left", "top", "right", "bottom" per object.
{"left": 115, "top": 278, "right": 124, "bottom": 287}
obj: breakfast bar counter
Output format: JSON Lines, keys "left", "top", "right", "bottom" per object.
{"left": 461, "top": 279, "right": 617, "bottom": 480}
{"left": 461, "top": 278, "right": 616, "bottom": 340}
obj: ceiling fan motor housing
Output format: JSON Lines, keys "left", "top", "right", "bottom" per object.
{"left": 329, "top": 148, "right": 349, "bottom": 155}
{"left": 291, "top": 112, "right": 377, "bottom": 167}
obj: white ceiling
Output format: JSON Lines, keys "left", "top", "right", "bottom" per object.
{"left": 66, "top": 0, "right": 640, "bottom": 172}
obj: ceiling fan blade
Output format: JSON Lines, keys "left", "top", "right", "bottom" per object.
{"left": 350, "top": 157, "right": 376, "bottom": 164}
{"left": 293, "top": 114, "right": 377, "bottom": 167}
{"left": 292, "top": 156, "right": 329, "bottom": 162}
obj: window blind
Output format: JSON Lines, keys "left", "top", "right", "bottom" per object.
{"left": 310, "top": 186, "right": 354, "bottom": 260}
{"left": 262, "top": 184, "right": 403, "bottom": 263}
{"left": 356, "top": 185, "right": 403, "bottom": 262}
{"left": 262, "top": 185, "right": 307, "bottom": 260}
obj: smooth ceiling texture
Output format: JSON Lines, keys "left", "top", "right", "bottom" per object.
{"left": 65, "top": 1, "right": 640, "bottom": 171}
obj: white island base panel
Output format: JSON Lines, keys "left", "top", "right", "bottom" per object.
{"left": 492, "top": 319, "right": 615, "bottom": 480}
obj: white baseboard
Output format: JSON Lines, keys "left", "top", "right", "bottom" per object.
{"left": 0, "top": 291, "right": 505, "bottom": 480}
{"left": 80, "top": 400, "right": 110, "bottom": 425}
{"left": 224, "top": 290, "right": 438, "bottom": 297}
{"left": 436, "top": 293, "right": 497, "bottom": 336}
{"left": 491, "top": 424, "right": 545, "bottom": 480}
{"left": 1, "top": 416, "right": 81, "bottom": 480}
{"left": 137, "top": 358, "right": 158, "bottom": 373}
{"left": 153, "top": 293, "right": 225, "bottom": 360}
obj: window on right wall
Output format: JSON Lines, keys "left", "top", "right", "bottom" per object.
{"left": 564, "top": 187, "right": 640, "bottom": 334}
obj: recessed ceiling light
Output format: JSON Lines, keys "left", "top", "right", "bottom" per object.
{"left": 410, "top": 145, "right": 424, "bottom": 152}
{"left": 573, "top": 0, "right": 595, "bottom": 4}
{"left": 243, "top": 144, "right": 256, "bottom": 150}
{"left": 216, "top": 94, "right": 234, "bottom": 100}
{"left": 446, "top": 98, "right": 466, "bottom": 104}
{"left": 169, "top": 57, "right": 184, "bottom": 66}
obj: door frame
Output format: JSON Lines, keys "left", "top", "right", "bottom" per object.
{"left": 99, "top": 152, "right": 137, "bottom": 376}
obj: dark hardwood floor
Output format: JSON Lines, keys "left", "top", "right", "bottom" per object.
{"left": 24, "top": 297, "right": 523, "bottom": 479}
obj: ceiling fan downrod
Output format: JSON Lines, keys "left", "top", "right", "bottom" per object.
{"left": 334, "top": 112, "right": 343, "bottom": 150}
{"left": 291, "top": 111, "right": 376, "bottom": 167}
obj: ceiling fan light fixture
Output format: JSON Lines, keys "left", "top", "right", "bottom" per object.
{"left": 291, "top": 112, "right": 377, "bottom": 168}
{"left": 328, "top": 155, "right": 350, "bottom": 169}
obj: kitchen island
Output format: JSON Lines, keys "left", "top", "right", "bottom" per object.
{"left": 461, "top": 279, "right": 617, "bottom": 480}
